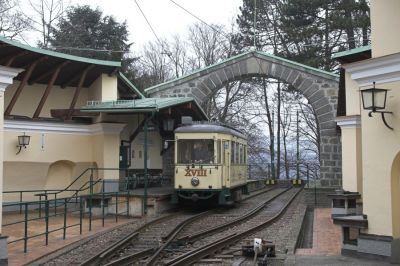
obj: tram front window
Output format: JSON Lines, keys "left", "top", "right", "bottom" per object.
{"left": 178, "top": 139, "right": 214, "bottom": 164}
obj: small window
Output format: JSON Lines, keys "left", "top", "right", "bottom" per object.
{"left": 131, "top": 150, "right": 135, "bottom": 158}
{"left": 139, "top": 150, "right": 142, "bottom": 159}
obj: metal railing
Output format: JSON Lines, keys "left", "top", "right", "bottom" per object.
{"left": 3, "top": 168, "right": 169, "bottom": 253}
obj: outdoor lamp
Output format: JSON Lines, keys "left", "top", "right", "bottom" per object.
{"left": 361, "top": 82, "right": 393, "bottom": 130}
{"left": 16, "top": 132, "right": 30, "bottom": 155}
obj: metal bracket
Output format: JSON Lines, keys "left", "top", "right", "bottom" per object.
{"left": 368, "top": 111, "right": 393, "bottom": 130}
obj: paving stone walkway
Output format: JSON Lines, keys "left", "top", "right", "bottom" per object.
{"left": 295, "top": 208, "right": 341, "bottom": 256}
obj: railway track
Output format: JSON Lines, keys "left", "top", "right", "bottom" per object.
{"left": 78, "top": 186, "right": 300, "bottom": 266}
{"left": 163, "top": 187, "right": 302, "bottom": 266}
{"left": 33, "top": 185, "right": 294, "bottom": 265}
{"left": 75, "top": 186, "right": 284, "bottom": 266}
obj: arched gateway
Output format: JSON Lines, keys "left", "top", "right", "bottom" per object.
{"left": 145, "top": 51, "right": 341, "bottom": 187}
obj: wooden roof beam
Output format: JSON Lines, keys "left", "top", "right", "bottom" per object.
{"left": 33, "top": 60, "right": 70, "bottom": 118}
{"left": 29, "top": 60, "right": 69, "bottom": 85}
{"left": 66, "top": 65, "right": 93, "bottom": 120}
{"left": 61, "top": 64, "right": 94, "bottom": 88}
{"left": 4, "top": 56, "right": 47, "bottom": 116}
{"left": 1, "top": 50, "right": 29, "bottom": 67}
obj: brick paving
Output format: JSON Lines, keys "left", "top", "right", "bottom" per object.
{"left": 3, "top": 212, "right": 134, "bottom": 266}
{"left": 296, "top": 208, "right": 341, "bottom": 256}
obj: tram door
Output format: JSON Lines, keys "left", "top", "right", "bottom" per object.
{"left": 222, "top": 140, "right": 230, "bottom": 187}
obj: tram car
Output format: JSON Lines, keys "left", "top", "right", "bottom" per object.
{"left": 171, "top": 121, "right": 248, "bottom": 205}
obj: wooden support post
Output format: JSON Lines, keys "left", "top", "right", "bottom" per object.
{"left": 129, "top": 117, "right": 147, "bottom": 143}
{"left": 66, "top": 65, "right": 92, "bottom": 120}
{"left": 5, "top": 56, "right": 47, "bottom": 116}
{"left": 33, "top": 61, "right": 69, "bottom": 118}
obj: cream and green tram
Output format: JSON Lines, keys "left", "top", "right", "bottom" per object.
{"left": 171, "top": 123, "right": 248, "bottom": 205}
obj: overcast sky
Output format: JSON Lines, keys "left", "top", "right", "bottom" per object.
{"left": 26, "top": 0, "right": 243, "bottom": 52}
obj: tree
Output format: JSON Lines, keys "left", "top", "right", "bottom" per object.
{"left": 27, "top": 0, "right": 66, "bottom": 47}
{"left": 235, "top": 0, "right": 371, "bottom": 71}
{"left": 0, "top": 0, "right": 30, "bottom": 39}
{"left": 49, "top": 5, "right": 131, "bottom": 61}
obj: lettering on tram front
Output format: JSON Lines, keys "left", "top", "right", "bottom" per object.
{"left": 185, "top": 168, "right": 207, "bottom": 177}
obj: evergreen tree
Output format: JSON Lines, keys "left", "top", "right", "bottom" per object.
{"left": 235, "top": 0, "right": 371, "bottom": 71}
{"left": 49, "top": 5, "right": 131, "bottom": 61}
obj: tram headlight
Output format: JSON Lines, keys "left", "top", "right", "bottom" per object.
{"left": 191, "top": 176, "right": 200, "bottom": 186}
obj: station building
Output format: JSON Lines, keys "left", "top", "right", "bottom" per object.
{"left": 333, "top": 0, "right": 400, "bottom": 262}
{"left": 0, "top": 36, "right": 207, "bottom": 260}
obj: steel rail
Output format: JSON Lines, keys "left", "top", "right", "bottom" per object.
{"left": 165, "top": 187, "right": 303, "bottom": 266}
{"left": 176, "top": 187, "right": 292, "bottom": 243}
{"left": 78, "top": 213, "right": 178, "bottom": 266}
{"left": 79, "top": 185, "right": 279, "bottom": 266}
{"left": 103, "top": 210, "right": 215, "bottom": 266}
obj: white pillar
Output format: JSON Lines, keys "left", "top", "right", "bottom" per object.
{"left": 0, "top": 66, "right": 23, "bottom": 263}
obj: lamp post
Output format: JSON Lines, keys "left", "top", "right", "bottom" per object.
{"left": 361, "top": 82, "right": 393, "bottom": 130}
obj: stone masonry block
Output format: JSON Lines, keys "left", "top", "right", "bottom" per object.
{"left": 287, "top": 70, "right": 300, "bottom": 84}
{"left": 309, "top": 90, "right": 326, "bottom": 104}
{"left": 197, "top": 84, "right": 210, "bottom": 97}
{"left": 316, "top": 104, "right": 332, "bottom": 116}
{"left": 239, "top": 60, "right": 248, "bottom": 75}
{"left": 224, "top": 67, "right": 235, "bottom": 81}
{"left": 203, "top": 79, "right": 216, "bottom": 91}
{"left": 192, "top": 88, "right": 206, "bottom": 102}
{"left": 298, "top": 78, "right": 313, "bottom": 92}
{"left": 320, "top": 128, "right": 337, "bottom": 136}
{"left": 231, "top": 63, "right": 241, "bottom": 77}
{"left": 313, "top": 94, "right": 330, "bottom": 109}
{"left": 209, "top": 73, "right": 222, "bottom": 88}
{"left": 281, "top": 67, "right": 292, "bottom": 80}
{"left": 317, "top": 112, "right": 334, "bottom": 124}
{"left": 294, "top": 74, "right": 304, "bottom": 88}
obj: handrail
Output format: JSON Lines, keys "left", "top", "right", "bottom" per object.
{"left": 3, "top": 167, "right": 130, "bottom": 198}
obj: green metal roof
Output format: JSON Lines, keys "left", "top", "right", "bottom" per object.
{"left": 81, "top": 97, "right": 208, "bottom": 118}
{"left": 0, "top": 36, "right": 121, "bottom": 67}
{"left": 118, "top": 72, "right": 146, "bottom": 99}
{"left": 332, "top": 45, "right": 371, "bottom": 59}
{"left": 144, "top": 50, "right": 338, "bottom": 93}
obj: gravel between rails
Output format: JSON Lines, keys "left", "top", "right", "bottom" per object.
{"left": 159, "top": 188, "right": 302, "bottom": 265}
{"left": 197, "top": 191, "right": 307, "bottom": 266}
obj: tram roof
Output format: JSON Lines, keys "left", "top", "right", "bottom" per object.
{"left": 175, "top": 123, "right": 247, "bottom": 140}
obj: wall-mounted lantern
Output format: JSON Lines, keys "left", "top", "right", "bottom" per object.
{"left": 16, "top": 132, "right": 30, "bottom": 155}
{"left": 163, "top": 118, "right": 174, "bottom": 131}
{"left": 361, "top": 82, "right": 393, "bottom": 130}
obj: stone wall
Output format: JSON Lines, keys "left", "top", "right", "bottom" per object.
{"left": 149, "top": 52, "right": 341, "bottom": 187}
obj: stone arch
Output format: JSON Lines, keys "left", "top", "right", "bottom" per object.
{"left": 45, "top": 160, "right": 75, "bottom": 190}
{"left": 391, "top": 152, "right": 400, "bottom": 238}
{"left": 146, "top": 51, "right": 341, "bottom": 187}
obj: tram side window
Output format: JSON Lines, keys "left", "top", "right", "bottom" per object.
{"left": 177, "top": 139, "right": 214, "bottom": 164}
{"left": 235, "top": 142, "right": 240, "bottom": 164}
{"left": 217, "top": 140, "right": 221, "bottom": 164}
{"left": 240, "top": 144, "right": 244, "bottom": 164}
{"left": 231, "top": 141, "right": 235, "bottom": 164}
{"left": 244, "top": 145, "right": 247, "bottom": 163}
